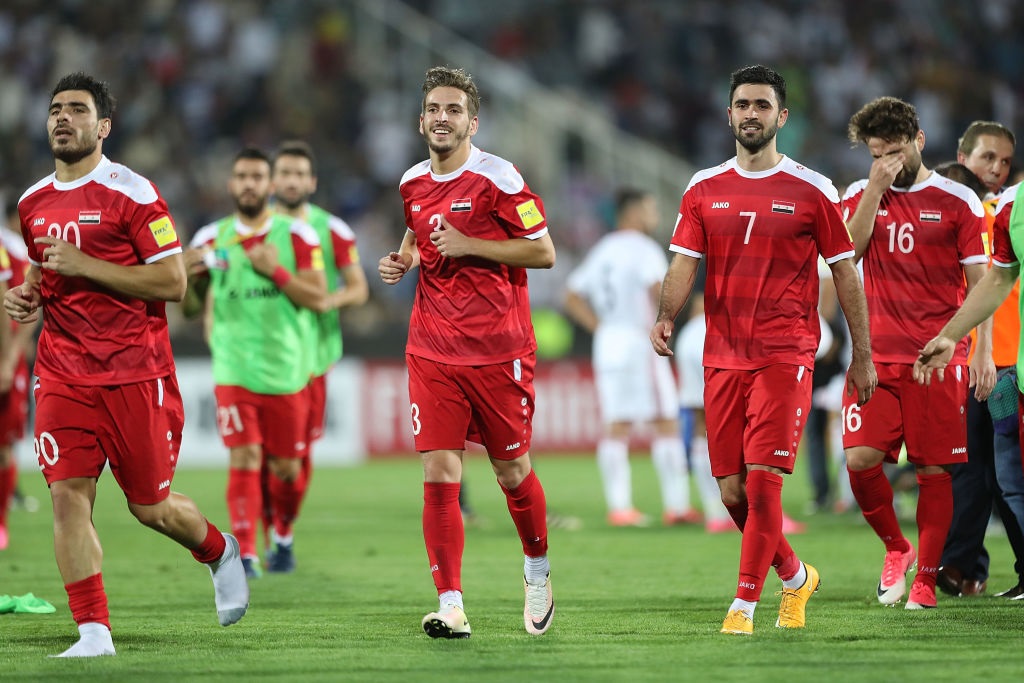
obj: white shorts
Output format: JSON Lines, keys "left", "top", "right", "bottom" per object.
{"left": 593, "top": 326, "right": 678, "bottom": 423}
{"left": 674, "top": 317, "right": 706, "bottom": 409}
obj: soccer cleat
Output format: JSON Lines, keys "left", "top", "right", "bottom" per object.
{"left": 422, "top": 604, "right": 471, "bottom": 639}
{"left": 663, "top": 509, "right": 703, "bottom": 526}
{"left": 775, "top": 562, "right": 821, "bottom": 628}
{"left": 781, "top": 514, "right": 806, "bottom": 535}
{"left": 241, "top": 555, "right": 262, "bottom": 579}
{"left": 995, "top": 583, "right": 1024, "bottom": 600}
{"left": 523, "top": 573, "right": 554, "bottom": 635}
{"left": 265, "top": 542, "right": 296, "bottom": 573}
{"left": 905, "top": 580, "right": 937, "bottom": 610}
{"left": 705, "top": 518, "right": 736, "bottom": 534}
{"left": 607, "top": 509, "right": 651, "bottom": 527}
{"left": 0, "top": 525, "right": 8, "bottom": 551}
{"left": 876, "top": 543, "right": 916, "bottom": 605}
{"left": 210, "top": 533, "right": 250, "bottom": 626}
{"left": 720, "top": 609, "right": 753, "bottom": 635}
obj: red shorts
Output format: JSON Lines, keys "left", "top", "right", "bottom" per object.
{"left": 306, "top": 373, "right": 327, "bottom": 444}
{"left": 214, "top": 385, "right": 310, "bottom": 458}
{"left": 34, "top": 374, "right": 184, "bottom": 505}
{"left": 704, "top": 364, "right": 813, "bottom": 477}
{"left": 406, "top": 353, "right": 535, "bottom": 460}
{"left": 0, "top": 356, "right": 30, "bottom": 447}
{"left": 841, "top": 363, "right": 968, "bottom": 466}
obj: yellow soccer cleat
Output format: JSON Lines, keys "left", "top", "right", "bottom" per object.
{"left": 720, "top": 609, "right": 753, "bottom": 635}
{"left": 776, "top": 562, "right": 821, "bottom": 628}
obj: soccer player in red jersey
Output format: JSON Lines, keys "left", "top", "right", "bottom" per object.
{"left": 842, "top": 97, "right": 994, "bottom": 610}
{"left": 378, "top": 66, "right": 556, "bottom": 639}
{"left": 0, "top": 206, "right": 38, "bottom": 552}
{"left": 2, "top": 73, "right": 248, "bottom": 658}
{"left": 651, "top": 65, "right": 876, "bottom": 635}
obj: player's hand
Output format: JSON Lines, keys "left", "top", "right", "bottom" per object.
{"left": 913, "top": 335, "right": 956, "bottom": 385}
{"left": 846, "top": 353, "right": 878, "bottom": 406}
{"left": 246, "top": 242, "right": 279, "bottom": 276}
{"left": 650, "top": 320, "right": 675, "bottom": 357}
{"left": 183, "top": 246, "right": 210, "bottom": 277}
{"left": 3, "top": 281, "right": 42, "bottom": 324}
{"left": 429, "top": 215, "right": 472, "bottom": 258}
{"left": 968, "top": 353, "right": 997, "bottom": 401}
{"left": 868, "top": 152, "right": 905, "bottom": 191}
{"left": 35, "top": 236, "right": 90, "bottom": 277}
{"left": 379, "top": 252, "right": 409, "bottom": 285}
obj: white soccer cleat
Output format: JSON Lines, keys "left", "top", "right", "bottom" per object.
{"left": 877, "top": 544, "right": 917, "bottom": 605}
{"left": 49, "top": 622, "right": 115, "bottom": 658}
{"left": 524, "top": 573, "right": 554, "bottom": 635}
{"left": 209, "top": 533, "right": 249, "bottom": 626}
{"left": 422, "top": 604, "right": 471, "bottom": 639}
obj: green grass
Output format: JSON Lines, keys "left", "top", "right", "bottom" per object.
{"left": 1, "top": 455, "right": 1022, "bottom": 682}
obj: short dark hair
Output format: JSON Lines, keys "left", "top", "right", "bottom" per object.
{"left": 234, "top": 146, "right": 270, "bottom": 166}
{"left": 848, "top": 96, "right": 919, "bottom": 146}
{"left": 729, "top": 65, "right": 786, "bottom": 109}
{"left": 934, "top": 161, "right": 987, "bottom": 199}
{"left": 51, "top": 72, "right": 116, "bottom": 119}
{"left": 614, "top": 187, "right": 650, "bottom": 218}
{"left": 273, "top": 140, "right": 317, "bottom": 175}
{"left": 422, "top": 66, "right": 481, "bottom": 118}
{"left": 958, "top": 120, "right": 1016, "bottom": 157}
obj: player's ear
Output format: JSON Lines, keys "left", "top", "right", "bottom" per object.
{"left": 98, "top": 118, "right": 111, "bottom": 140}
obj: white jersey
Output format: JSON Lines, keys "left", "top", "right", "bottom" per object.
{"left": 675, "top": 315, "right": 707, "bottom": 409}
{"left": 568, "top": 229, "right": 677, "bottom": 422}
{"left": 566, "top": 230, "right": 666, "bottom": 332}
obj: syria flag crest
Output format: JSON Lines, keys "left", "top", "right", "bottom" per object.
{"left": 450, "top": 198, "right": 472, "bottom": 212}
{"left": 771, "top": 200, "right": 796, "bottom": 215}
{"left": 920, "top": 210, "right": 942, "bottom": 222}
{"left": 78, "top": 210, "right": 101, "bottom": 224}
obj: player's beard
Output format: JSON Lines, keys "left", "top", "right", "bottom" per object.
{"left": 235, "top": 192, "right": 268, "bottom": 219}
{"left": 732, "top": 118, "right": 779, "bottom": 154}
{"left": 50, "top": 128, "right": 98, "bottom": 165}
{"left": 424, "top": 123, "right": 471, "bottom": 156}
{"left": 275, "top": 191, "right": 307, "bottom": 212}
{"left": 892, "top": 154, "right": 922, "bottom": 189}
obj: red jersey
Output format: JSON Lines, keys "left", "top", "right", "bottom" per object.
{"left": 842, "top": 172, "right": 987, "bottom": 364}
{"left": 991, "top": 182, "right": 1022, "bottom": 268}
{"left": 399, "top": 145, "right": 548, "bottom": 365}
{"left": 671, "top": 156, "right": 854, "bottom": 370}
{"left": 18, "top": 156, "right": 182, "bottom": 385}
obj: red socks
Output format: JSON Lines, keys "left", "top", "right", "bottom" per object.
{"left": 65, "top": 573, "right": 110, "bottom": 629}
{"left": 269, "top": 471, "right": 307, "bottom": 538}
{"left": 226, "top": 468, "right": 261, "bottom": 557}
{"left": 735, "top": 470, "right": 784, "bottom": 601}
{"left": 500, "top": 470, "right": 549, "bottom": 557}
{"left": 190, "top": 520, "right": 228, "bottom": 564}
{"left": 916, "top": 471, "right": 953, "bottom": 587}
{"left": 849, "top": 463, "right": 906, "bottom": 551}
{"left": 724, "top": 495, "right": 799, "bottom": 581}
{"left": 423, "top": 482, "right": 464, "bottom": 594}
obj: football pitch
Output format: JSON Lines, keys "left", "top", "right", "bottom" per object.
{"left": 1, "top": 454, "right": 1022, "bottom": 682}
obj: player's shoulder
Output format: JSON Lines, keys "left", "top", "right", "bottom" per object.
{"left": 842, "top": 179, "right": 869, "bottom": 202}
{"left": 0, "top": 228, "right": 27, "bottom": 259}
{"left": 927, "top": 173, "right": 985, "bottom": 216}
{"left": 993, "top": 182, "right": 1021, "bottom": 216}
{"left": 190, "top": 220, "right": 222, "bottom": 248}
{"left": 286, "top": 217, "right": 321, "bottom": 246}
{"left": 399, "top": 159, "right": 432, "bottom": 189}
{"left": 778, "top": 157, "right": 840, "bottom": 202}
{"left": 324, "top": 211, "right": 356, "bottom": 241}
{"left": 684, "top": 159, "right": 737, "bottom": 194}
{"left": 464, "top": 147, "right": 526, "bottom": 195}
{"left": 91, "top": 158, "right": 161, "bottom": 205}
{"left": 18, "top": 173, "right": 57, "bottom": 205}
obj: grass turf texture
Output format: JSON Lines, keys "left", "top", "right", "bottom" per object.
{"left": 1, "top": 455, "right": 1021, "bottom": 682}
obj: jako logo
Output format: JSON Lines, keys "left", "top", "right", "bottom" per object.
{"left": 711, "top": 201, "right": 730, "bottom": 209}
{"left": 951, "top": 447, "right": 967, "bottom": 455}
{"left": 739, "top": 581, "right": 757, "bottom": 590}
{"left": 505, "top": 442, "right": 521, "bottom": 451}
{"left": 158, "top": 480, "right": 170, "bottom": 490}
{"left": 773, "top": 449, "right": 791, "bottom": 457}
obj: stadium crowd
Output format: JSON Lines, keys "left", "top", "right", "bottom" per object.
{"left": 0, "top": 0, "right": 1022, "bottom": 356}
